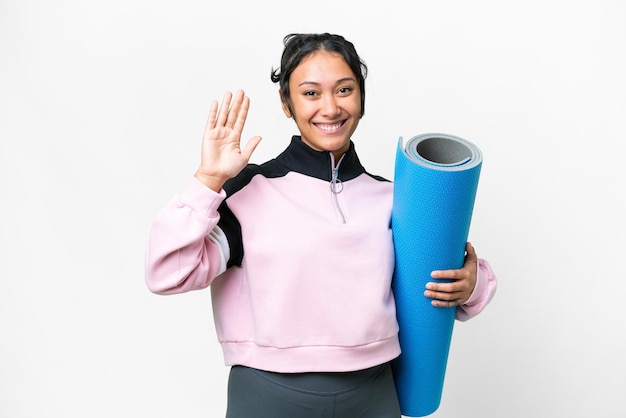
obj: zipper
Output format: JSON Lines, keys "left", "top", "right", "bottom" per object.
{"left": 330, "top": 153, "right": 347, "bottom": 224}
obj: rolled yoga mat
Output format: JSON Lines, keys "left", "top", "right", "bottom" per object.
{"left": 391, "top": 133, "right": 482, "bottom": 417}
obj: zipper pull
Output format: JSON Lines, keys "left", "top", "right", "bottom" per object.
{"left": 330, "top": 155, "right": 344, "bottom": 194}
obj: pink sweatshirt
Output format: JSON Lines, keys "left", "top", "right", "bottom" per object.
{"left": 145, "top": 136, "right": 497, "bottom": 373}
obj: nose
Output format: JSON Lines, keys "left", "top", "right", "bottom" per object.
{"left": 320, "top": 94, "right": 340, "bottom": 117}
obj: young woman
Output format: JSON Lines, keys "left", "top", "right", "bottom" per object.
{"left": 145, "top": 33, "right": 497, "bottom": 418}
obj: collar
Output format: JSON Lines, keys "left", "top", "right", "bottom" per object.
{"left": 274, "top": 136, "right": 366, "bottom": 182}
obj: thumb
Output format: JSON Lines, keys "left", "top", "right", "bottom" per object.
{"left": 241, "top": 136, "right": 262, "bottom": 161}
{"left": 465, "top": 242, "right": 478, "bottom": 262}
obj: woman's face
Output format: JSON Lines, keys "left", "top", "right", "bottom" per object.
{"left": 282, "top": 50, "right": 362, "bottom": 161}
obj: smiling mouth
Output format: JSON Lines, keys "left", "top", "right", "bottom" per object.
{"left": 315, "top": 121, "right": 345, "bottom": 133}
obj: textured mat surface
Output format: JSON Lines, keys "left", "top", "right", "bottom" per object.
{"left": 391, "top": 133, "right": 482, "bottom": 417}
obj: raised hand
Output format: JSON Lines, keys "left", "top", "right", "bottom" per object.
{"left": 194, "top": 90, "right": 262, "bottom": 191}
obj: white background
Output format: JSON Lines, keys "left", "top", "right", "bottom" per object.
{"left": 1, "top": 1, "right": 625, "bottom": 417}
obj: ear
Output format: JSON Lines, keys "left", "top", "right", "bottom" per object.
{"left": 279, "top": 90, "right": 292, "bottom": 118}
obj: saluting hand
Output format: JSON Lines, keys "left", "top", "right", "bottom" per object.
{"left": 194, "top": 90, "right": 262, "bottom": 191}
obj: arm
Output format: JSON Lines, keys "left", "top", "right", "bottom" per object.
{"left": 423, "top": 242, "right": 497, "bottom": 320}
{"left": 145, "top": 90, "right": 261, "bottom": 294}
{"left": 145, "top": 178, "right": 230, "bottom": 295}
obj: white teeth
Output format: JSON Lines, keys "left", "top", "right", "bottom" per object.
{"left": 317, "top": 122, "right": 342, "bottom": 132}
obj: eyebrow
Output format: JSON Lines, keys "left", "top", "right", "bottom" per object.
{"left": 297, "top": 77, "right": 356, "bottom": 87}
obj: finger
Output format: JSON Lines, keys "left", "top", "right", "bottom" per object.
{"left": 424, "top": 288, "right": 464, "bottom": 299}
{"left": 431, "top": 298, "right": 460, "bottom": 308}
{"left": 232, "top": 94, "right": 250, "bottom": 134}
{"left": 424, "top": 286, "right": 463, "bottom": 302}
{"left": 217, "top": 91, "right": 233, "bottom": 126}
{"left": 205, "top": 100, "right": 219, "bottom": 130}
{"left": 425, "top": 278, "right": 473, "bottom": 305}
{"left": 425, "top": 283, "right": 466, "bottom": 300}
{"left": 430, "top": 268, "right": 465, "bottom": 280}
{"left": 225, "top": 90, "right": 245, "bottom": 129}
{"left": 425, "top": 280, "right": 464, "bottom": 293}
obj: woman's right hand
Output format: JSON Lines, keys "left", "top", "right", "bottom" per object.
{"left": 194, "top": 90, "right": 262, "bottom": 191}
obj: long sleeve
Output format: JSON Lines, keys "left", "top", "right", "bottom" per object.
{"left": 145, "top": 177, "right": 230, "bottom": 295}
{"left": 456, "top": 258, "right": 497, "bottom": 321}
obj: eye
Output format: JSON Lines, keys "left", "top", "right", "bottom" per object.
{"left": 303, "top": 90, "right": 318, "bottom": 97}
{"left": 338, "top": 86, "right": 354, "bottom": 95}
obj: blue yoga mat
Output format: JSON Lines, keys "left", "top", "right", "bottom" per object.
{"left": 391, "top": 133, "right": 482, "bottom": 417}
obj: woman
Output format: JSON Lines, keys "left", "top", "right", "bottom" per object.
{"left": 145, "top": 32, "right": 497, "bottom": 417}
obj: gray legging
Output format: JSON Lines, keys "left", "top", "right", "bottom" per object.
{"left": 225, "top": 362, "right": 401, "bottom": 418}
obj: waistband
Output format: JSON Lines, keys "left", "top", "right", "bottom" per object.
{"left": 235, "top": 363, "right": 390, "bottom": 394}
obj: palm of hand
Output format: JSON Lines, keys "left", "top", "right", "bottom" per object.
{"left": 195, "top": 90, "right": 262, "bottom": 190}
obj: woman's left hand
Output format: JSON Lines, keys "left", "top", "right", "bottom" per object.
{"left": 424, "top": 242, "right": 478, "bottom": 308}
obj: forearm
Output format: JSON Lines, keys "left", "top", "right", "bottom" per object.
{"left": 145, "top": 177, "right": 228, "bottom": 294}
